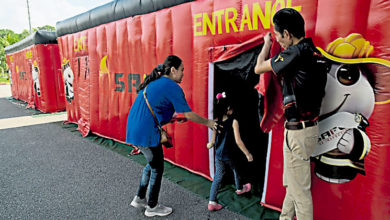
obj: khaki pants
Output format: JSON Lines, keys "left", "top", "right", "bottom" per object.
{"left": 280, "top": 125, "right": 318, "bottom": 220}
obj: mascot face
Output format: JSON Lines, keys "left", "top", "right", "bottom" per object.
{"left": 320, "top": 63, "right": 375, "bottom": 118}
{"left": 32, "top": 63, "right": 41, "bottom": 96}
{"left": 62, "top": 63, "right": 74, "bottom": 103}
{"left": 9, "top": 70, "right": 12, "bottom": 85}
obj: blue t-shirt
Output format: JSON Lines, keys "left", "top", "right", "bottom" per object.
{"left": 126, "top": 76, "right": 191, "bottom": 147}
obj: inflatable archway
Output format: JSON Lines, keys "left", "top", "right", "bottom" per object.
{"left": 56, "top": 0, "right": 390, "bottom": 219}
{"left": 5, "top": 30, "right": 65, "bottom": 113}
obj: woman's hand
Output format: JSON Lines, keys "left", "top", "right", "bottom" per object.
{"left": 207, "top": 119, "right": 218, "bottom": 130}
{"left": 183, "top": 112, "right": 220, "bottom": 130}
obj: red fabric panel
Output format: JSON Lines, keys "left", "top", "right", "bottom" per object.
{"left": 210, "top": 34, "right": 264, "bottom": 63}
{"left": 141, "top": 13, "right": 157, "bottom": 73}
{"left": 190, "top": 0, "right": 214, "bottom": 174}
{"left": 263, "top": 120, "right": 285, "bottom": 207}
{"left": 87, "top": 28, "right": 98, "bottom": 136}
{"left": 95, "top": 25, "right": 109, "bottom": 138}
{"left": 34, "top": 45, "right": 65, "bottom": 113}
{"left": 257, "top": 40, "right": 283, "bottom": 132}
{"left": 9, "top": 47, "right": 34, "bottom": 107}
{"left": 5, "top": 44, "right": 64, "bottom": 113}
{"left": 314, "top": 0, "right": 370, "bottom": 49}
{"left": 170, "top": 4, "right": 193, "bottom": 170}
{"left": 106, "top": 22, "right": 120, "bottom": 139}
{"left": 58, "top": 35, "right": 80, "bottom": 124}
{"left": 115, "top": 19, "right": 132, "bottom": 143}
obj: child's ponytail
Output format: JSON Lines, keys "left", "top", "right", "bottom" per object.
{"left": 214, "top": 92, "right": 231, "bottom": 123}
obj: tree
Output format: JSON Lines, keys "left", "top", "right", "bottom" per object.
{"left": 35, "top": 25, "right": 55, "bottom": 32}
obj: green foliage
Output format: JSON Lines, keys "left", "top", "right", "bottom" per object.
{"left": 0, "top": 25, "right": 55, "bottom": 78}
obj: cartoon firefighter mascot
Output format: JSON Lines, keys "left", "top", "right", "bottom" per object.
{"left": 32, "top": 61, "right": 41, "bottom": 96}
{"left": 62, "top": 58, "right": 74, "bottom": 103}
{"left": 312, "top": 33, "right": 390, "bottom": 183}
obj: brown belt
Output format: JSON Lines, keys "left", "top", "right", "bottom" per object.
{"left": 285, "top": 120, "right": 318, "bottom": 130}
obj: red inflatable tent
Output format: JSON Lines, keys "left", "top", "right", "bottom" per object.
{"left": 5, "top": 30, "right": 65, "bottom": 113}
{"left": 56, "top": 0, "right": 390, "bottom": 219}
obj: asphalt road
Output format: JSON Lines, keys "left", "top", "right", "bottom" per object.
{"left": 0, "top": 85, "right": 249, "bottom": 220}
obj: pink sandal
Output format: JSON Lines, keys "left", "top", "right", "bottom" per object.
{"left": 236, "top": 183, "right": 251, "bottom": 195}
{"left": 208, "top": 202, "right": 223, "bottom": 211}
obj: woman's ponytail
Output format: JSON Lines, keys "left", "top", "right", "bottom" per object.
{"left": 136, "top": 55, "right": 182, "bottom": 93}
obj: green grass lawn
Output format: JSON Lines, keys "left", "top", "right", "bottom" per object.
{"left": 0, "top": 77, "right": 9, "bottom": 83}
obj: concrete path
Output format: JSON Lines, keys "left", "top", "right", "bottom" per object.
{"left": 0, "top": 84, "right": 67, "bottom": 129}
{"left": 0, "top": 83, "right": 11, "bottom": 98}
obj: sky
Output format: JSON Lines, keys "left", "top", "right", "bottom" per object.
{"left": 0, "top": 0, "right": 113, "bottom": 33}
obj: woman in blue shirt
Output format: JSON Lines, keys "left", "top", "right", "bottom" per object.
{"left": 127, "top": 55, "right": 217, "bottom": 217}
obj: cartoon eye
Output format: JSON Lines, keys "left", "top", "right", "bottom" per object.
{"left": 336, "top": 64, "right": 360, "bottom": 86}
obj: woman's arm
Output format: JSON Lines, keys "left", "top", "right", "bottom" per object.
{"left": 232, "top": 119, "right": 253, "bottom": 162}
{"left": 183, "top": 111, "right": 217, "bottom": 130}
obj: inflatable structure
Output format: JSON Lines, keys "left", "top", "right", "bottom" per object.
{"left": 56, "top": 0, "right": 390, "bottom": 219}
{"left": 5, "top": 30, "right": 65, "bottom": 113}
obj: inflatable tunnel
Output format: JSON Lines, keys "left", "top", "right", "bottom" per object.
{"left": 56, "top": 0, "right": 390, "bottom": 219}
{"left": 5, "top": 30, "right": 65, "bottom": 113}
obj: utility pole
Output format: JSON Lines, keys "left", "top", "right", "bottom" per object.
{"left": 26, "top": 0, "right": 32, "bottom": 34}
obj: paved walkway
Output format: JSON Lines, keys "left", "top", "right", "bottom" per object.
{"left": 0, "top": 83, "right": 11, "bottom": 98}
{"left": 0, "top": 84, "right": 249, "bottom": 219}
{"left": 0, "top": 84, "right": 67, "bottom": 129}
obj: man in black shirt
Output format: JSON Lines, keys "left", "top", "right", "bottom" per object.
{"left": 254, "top": 8, "right": 327, "bottom": 220}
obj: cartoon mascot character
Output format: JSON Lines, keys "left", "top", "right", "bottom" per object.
{"left": 62, "top": 58, "right": 74, "bottom": 103}
{"left": 32, "top": 61, "right": 41, "bottom": 96}
{"left": 9, "top": 69, "right": 12, "bottom": 85}
{"left": 312, "top": 33, "right": 390, "bottom": 183}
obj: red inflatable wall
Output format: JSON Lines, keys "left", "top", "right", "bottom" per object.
{"left": 259, "top": 1, "right": 390, "bottom": 220}
{"left": 57, "top": 0, "right": 390, "bottom": 219}
{"left": 6, "top": 44, "right": 65, "bottom": 113}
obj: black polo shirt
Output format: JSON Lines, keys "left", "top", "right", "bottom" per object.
{"left": 271, "top": 38, "right": 327, "bottom": 121}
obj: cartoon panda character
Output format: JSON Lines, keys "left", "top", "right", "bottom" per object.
{"left": 32, "top": 61, "right": 41, "bottom": 96}
{"left": 62, "top": 59, "right": 74, "bottom": 103}
{"left": 9, "top": 69, "right": 12, "bottom": 85}
{"left": 311, "top": 33, "right": 381, "bottom": 183}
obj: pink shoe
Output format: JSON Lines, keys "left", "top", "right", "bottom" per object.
{"left": 208, "top": 202, "right": 223, "bottom": 211}
{"left": 236, "top": 183, "right": 251, "bottom": 195}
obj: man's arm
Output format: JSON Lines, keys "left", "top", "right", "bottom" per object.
{"left": 255, "top": 32, "right": 273, "bottom": 75}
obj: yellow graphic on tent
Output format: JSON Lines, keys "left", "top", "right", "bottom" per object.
{"left": 99, "top": 55, "right": 111, "bottom": 87}
{"left": 99, "top": 55, "right": 109, "bottom": 76}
